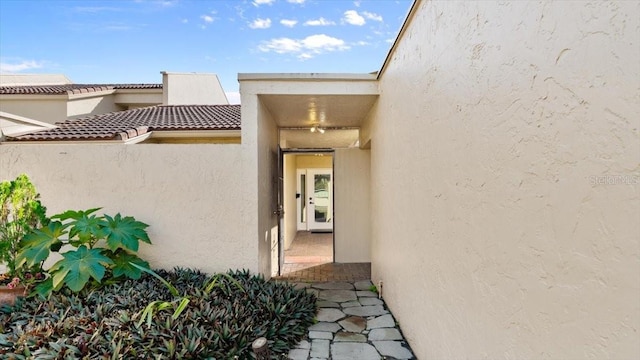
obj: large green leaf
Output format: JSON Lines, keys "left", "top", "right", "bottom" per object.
{"left": 49, "top": 245, "right": 114, "bottom": 292}
{"left": 68, "top": 212, "right": 106, "bottom": 244}
{"left": 109, "top": 250, "right": 149, "bottom": 279}
{"left": 52, "top": 207, "right": 101, "bottom": 221}
{"left": 102, "top": 213, "right": 150, "bottom": 252}
{"left": 16, "top": 221, "right": 67, "bottom": 268}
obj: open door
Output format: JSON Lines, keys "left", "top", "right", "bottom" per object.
{"left": 274, "top": 146, "right": 285, "bottom": 277}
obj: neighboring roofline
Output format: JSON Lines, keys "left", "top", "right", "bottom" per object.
{"left": 1, "top": 129, "right": 241, "bottom": 145}
{"left": 238, "top": 73, "right": 378, "bottom": 81}
{"left": 0, "top": 111, "right": 57, "bottom": 129}
{"left": 378, "top": 0, "right": 420, "bottom": 80}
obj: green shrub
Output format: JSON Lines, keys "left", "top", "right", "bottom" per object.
{"left": 17, "top": 208, "right": 151, "bottom": 297}
{"left": 0, "top": 268, "right": 317, "bottom": 359}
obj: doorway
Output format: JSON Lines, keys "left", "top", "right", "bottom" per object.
{"left": 281, "top": 152, "right": 334, "bottom": 274}
{"left": 297, "top": 168, "right": 333, "bottom": 232}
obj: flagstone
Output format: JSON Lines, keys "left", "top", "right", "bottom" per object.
{"left": 353, "top": 280, "right": 373, "bottom": 291}
{"left": 338, "top": 316, "right": 366, "bottom": 333}
{"left": 368, "top": 328, "right": 403, "bottom": 341}
{"left": 359, "top": 297, "right": 383, "bottom": 306}
{"left": 316, "top": 308, "right": 346, "bottom": 322}
{"left": 334, "top": 332, "right": 367, "bottom": 342}
{"left": 318, "top": 290, "right": 357, "bottom": 302}
{"left": 331, "top": 342, "right": 381, "bottom": 360}
{"left": 313, "top": 282, "right": 354, "bottom": 290}
{"left": 372, "top": 341, "right": 414, "bottom": 359}
{"left": 343, "top": 305, "right": 388, "bottom": 317}
{"left": 308, "top": 322, "right": 342, "bottom": 333}
{"left": 367, "top": 314, "right": 395, "bottom": 329}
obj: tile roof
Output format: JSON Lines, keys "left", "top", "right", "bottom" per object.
{"left": 0, "top": 83, "right": 162, "bottom": 95}
{"left": 7, "top": 105, "right": 240, "bottom": 142}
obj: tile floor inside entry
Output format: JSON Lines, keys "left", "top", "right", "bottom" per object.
{"left": 284, "top": 231, "right": 333, "bottom": 264}
{"left": 279, "top": 231, "right": 374, "bottom": 282}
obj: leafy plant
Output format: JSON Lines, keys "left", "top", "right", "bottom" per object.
{"left": 17, "top": 208, "right": 151, "bottom": 296}
{"left": 0, "top": 268, "right": 317, "bottom": 358}
{"left": 132, "top": 263, "right": 245, "bottom": 329}
{"left": 0, "top": 174, "right": 48, "bottom": 288}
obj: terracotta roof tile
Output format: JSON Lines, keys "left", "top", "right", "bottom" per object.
{"left": 7, "top": 105, "right": 240, "bottom": 141}
{"left": 0, "top": 83, "right": 162, "bottom": 95}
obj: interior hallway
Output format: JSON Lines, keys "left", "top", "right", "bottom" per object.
{"left": 284, "top": 231, "right": 333, "bottom": 264}
{"left": 278, "top": 231, "right": 371, "bottom": 282}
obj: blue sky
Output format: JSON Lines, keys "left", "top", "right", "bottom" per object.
{"left": 0, "top": 0, "right": 412, "bottom": 103}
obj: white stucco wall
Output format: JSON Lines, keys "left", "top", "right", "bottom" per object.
{"left": 0, "top": 144, "right": 256, "bottom": 275}
{"left": 0, "top": 98, "right": 67, "bottom": 124}
{"left": 240, "top": 82, "right": 279, "bottom": 279}
{"left": 67, "top": 94, "right": 121, "bottom": 119}
{"left": 366, "top": 0, "right": 640, "bottom": 358}
{"left": 334, "top": 148, "right": 371, "bottom": 263}
{"left": 163, "top": 72, "right": 229, "bottom": 105}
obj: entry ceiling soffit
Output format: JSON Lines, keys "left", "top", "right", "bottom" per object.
{"left": 259, "top": 94, "right": 378, "bottom": 128}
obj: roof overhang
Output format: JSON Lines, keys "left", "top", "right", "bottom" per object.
{"left": 239, "top": 73, "right": 379, "bottom": 129}
{"left": 239, "top": 73, "right": 378, "bottom": 149}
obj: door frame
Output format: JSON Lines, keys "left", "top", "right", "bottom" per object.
{"left": 279, "top": 149, "right": 335, "bottom": 275}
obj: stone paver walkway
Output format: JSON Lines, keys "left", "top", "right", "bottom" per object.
{"left": 287, "top": 280, "right": 415, "bottom": 360}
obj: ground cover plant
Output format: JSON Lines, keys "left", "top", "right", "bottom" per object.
{"left": 0, "top": 268, "right": 317, "bottom": 359}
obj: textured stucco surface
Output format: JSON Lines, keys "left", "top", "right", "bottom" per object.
{"left": 366, "top": 0, "right": 640, "bottom": 358}
{"left": 334, "top": 148, "right": 371, "bottom": 263}
{"left": 162, "top": 73, "right": 228, "bottom": 106}
{"left": 0, "top": 98, "right": 67, "bottom": 124}
{"left": 67, "top": 94, "right": 121, "bottom": 119}
{"left": 0, "top": 144, "right": 256, "bottom": 274}
{"left": 240, "top": 81, "right": 279, "bottom": 279}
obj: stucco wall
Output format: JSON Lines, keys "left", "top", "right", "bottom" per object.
{"left": 240, "top": 82, "right": 279, "bottom": 279}
{"left": 366, "top": 0, "right": 640, "bottom": 358}
{"left": 163, "top": 73, "right": 229, "bottom": 106}
{"left": 67, "top": 94, "right": 121, "bottom": 119}
{"left": 0, "top": 98, "right": 67, "bottom": 124}
{"left": 334, "top": 148, "right": 371, "bottom": 263}
{"left": 0, "top": 144, "right": 256, "bottom": 275}
{"left": 296, "top": 155, "right": 332, "bottom": 169}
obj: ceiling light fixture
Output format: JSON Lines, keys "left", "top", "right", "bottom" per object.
{"left": 309, "top": 124, "right": 325, "bottom": 134}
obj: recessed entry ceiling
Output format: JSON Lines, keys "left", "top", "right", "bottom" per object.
{"left": 280, "top": 129, "right": 359, "bottom": 149}
{"left": 259, "top": 94, "right": 378, "bottom": 128}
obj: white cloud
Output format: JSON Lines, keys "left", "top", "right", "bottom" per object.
{"left": 249, "top": 18, "right": 272, "bottom": 29}
{"left": 181, "top": 18, "right": 188, "bottom": 23}
{"left": 287, "top": 0, "right": 306, "bottom": 4}
{"left": 280, "top": 19, "right": 298, "bottom": 27}
{"left": 304, "top": 17, "right": 335, "bottom": 26}
{"left": 0, "top": 60, "right": 44, "bottom": 73}
{"left": 259, "top": 38, "right": 302, "bottom": 54}
{"left": 343, "top": 10, "right": 365, "bottom": 26}
{"left": 302, "top": 34, "right": 348, "bottom": 51}
{"left": 353, "top": 1, "right": 361, "bottom": 7}
{"left": 253, "top": 0, "right": 275, "bottom": 6}
{"left": 362, "top": 11, "right": 383, "bottom": 22}
{"left": 259, "top": 34, "right": 349, "bottom": 59}
{"left": 201, "top": 15, "right": 214, "bottom": 23}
